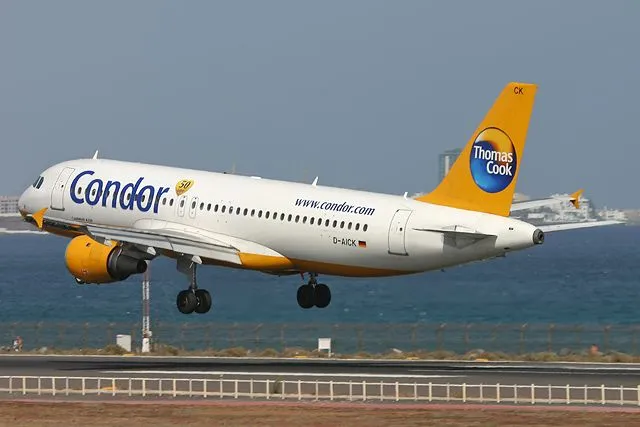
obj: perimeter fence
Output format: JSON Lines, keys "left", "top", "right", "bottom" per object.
{"left": 2, "top": 376, "right": 640, "bottom": 406}
{"left": 2, "top": 322, "right": 640, "bottom": 357}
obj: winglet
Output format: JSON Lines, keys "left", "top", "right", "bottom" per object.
{"left": 569, "top": 189, "right": 583, "bottom": 209}
{"left": 415, "top": 82, "right": 538, "bottom": 216}
{"left": 311, "top": 177, "right": 318, "bottom": 187}
{"left": 31, "top": 207, "right": 47, "bottom": 230}
{"left": 92, "top": 150, "right": 99, "bottom": 160}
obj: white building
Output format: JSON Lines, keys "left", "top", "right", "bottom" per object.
{"left": 0, "top": 196, "right": 19, "bottom": 214}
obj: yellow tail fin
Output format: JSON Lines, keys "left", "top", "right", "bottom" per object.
{"left": 416, "top": 82, "right": 537, "bottom": 216}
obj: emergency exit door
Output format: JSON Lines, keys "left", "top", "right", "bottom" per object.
{"left": 388, "top": 209, "right": 412, "bottom": 255}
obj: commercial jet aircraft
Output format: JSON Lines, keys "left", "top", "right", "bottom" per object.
{"left": 18, "top": 82, "right": 620, "bottom": 315}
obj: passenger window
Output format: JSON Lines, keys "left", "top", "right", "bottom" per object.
{"left": 170, "top": 199, "right": 174, "bottom": 207}
{"left": 77, "top": 187, "right": 83, "bottom": 195}
{"left": 229, "top": 206, "right": 233, "bottom": 214}
{"left": 318, "top": 218, "right": 322, "bottom": 226}
{"left": 348, "top": 222, "right": 352, "bottom": 230}
{"left": 332, "top": 220, "right": 337, "bottom": 228}
{"left": 207, "top": 203, "right": 211, "bottom": 211}
{"left": 180, "top": 199, "right": 185, "bottom": 207}
{"left": 325, "top": 219, "right": 329, "bottom": 227}
{"left": 214, "top": 204, "right": 219, "bottom": 212}
{"left": 162, "top": 198, "right": 167, "bottom": 206}
{"left": 355, "top": 223, "right": 360, "bottom": 231}
{"left": 363, "top": 224, "right": 368, "bottom": 232}
{"left": 310, "top": 217, "right": 315, "bottom": 225}
{"left": 303, "top": 216, "right": 307, "bottom": 224}
{"left": 340, "top": 221, "right": 344, "bottom": 229}
{"left": 280, "top": 213, "right": 285, "bottom": 221}
{"left": 288, "top": 214, "right": 292, "bottom": 222}
{"left": 236, "top": 207, "right": 241, "bottom": 215}
{"left": 258, "top": 210, "right": 263, "bottom": 218}
{"left": 295, "top": 215, "right": 300, "bottom": 223}
{"left": 266, "top": 211, "right": 270, "bottom": 219}
{"left": 200, "top": 202, "right": 204, "bottom": 210}
{"left": 244, "top": 208, "right": 248, "bottom": 216}
{"left": 222, "top": 206, "right": 226, "bottom": 213}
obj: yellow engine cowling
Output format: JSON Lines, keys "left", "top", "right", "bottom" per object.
{"left": 65, "top": 235, "right": 147, "bottom": 284}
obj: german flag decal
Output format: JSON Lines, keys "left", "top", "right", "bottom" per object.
{"left": 358, "top": 240, "right": 367, "bottom": 248}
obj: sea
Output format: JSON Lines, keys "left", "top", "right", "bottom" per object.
{"left": 0, "top": 225, "right": 638, "bottom": 353}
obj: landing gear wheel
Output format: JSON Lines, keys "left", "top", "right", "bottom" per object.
{"left": 314, "top": 284, "right": 331, "bottom": 308}
{"left": 297, "top": 284, "right": 315, "bottom": 309}
{"left": 177, "top": 290, "right": 197, "bottom": 314}
{"left": 194, "top": 289, "right": 212, "bottom": 314}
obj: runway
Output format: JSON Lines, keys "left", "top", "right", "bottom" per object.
{"left": 2, "top": 355, "right": 640, "bottom": 387}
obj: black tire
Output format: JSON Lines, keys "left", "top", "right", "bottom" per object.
{"left": 296, "top": 284, "right": 315, "bottom": 309}
{"left": 176, "top": 290, "right": 197, "bottom": 314}
{"left": 314, "top": 283, "right": 331, "bottom": 308}
{"left": 194, "top": 289, "right": 212, "bottom": 314}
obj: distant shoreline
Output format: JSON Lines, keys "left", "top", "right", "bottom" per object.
{"left": 0, "top": 228, "right": 45, "bottom": 235}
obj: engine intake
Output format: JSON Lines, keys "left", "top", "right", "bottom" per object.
{"left": 532, "top": 228, "right": 545, "bottom": 245}
{"left": 65, "top": 235, "right": 147, "bottom": 284}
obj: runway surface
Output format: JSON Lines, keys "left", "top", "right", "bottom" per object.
{"left": 2, "top": 355, "right": 640, "bottom": 387}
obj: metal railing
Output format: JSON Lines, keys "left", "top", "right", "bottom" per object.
{"left": 2, "top": 321, "right": 640, "bottom": 356}
{"left": 1, "top": 375, "right": 639, "bottom": 406}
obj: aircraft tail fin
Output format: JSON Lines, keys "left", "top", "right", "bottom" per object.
{"left": 416, "top": 82, "right": 538, "bottom": 216}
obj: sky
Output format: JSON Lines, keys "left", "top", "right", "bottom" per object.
{"left": 1, "top": 1, "right": 638, "bottom": 208}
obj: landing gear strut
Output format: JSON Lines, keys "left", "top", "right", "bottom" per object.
{"left": 297, "top": 273, "right": 331, "bottom": 309}
{"left": 176, "top": 257, "right": 212, "bottom": 315}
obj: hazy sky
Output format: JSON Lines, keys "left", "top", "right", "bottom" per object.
{"left": 1, "top": 1, "right": 638, "bottom": 208}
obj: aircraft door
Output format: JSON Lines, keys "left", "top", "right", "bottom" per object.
{"left": 189, "top": 196, "right": 199, "bottom": 219}
{"left": 50, "top": 167, "right": 75, "bottom": 211}
{"left": 177, "top": 195, "right": 187, "bottom": 217}
{"left": 388, "top": 209, "right": 412, "bottom": 255}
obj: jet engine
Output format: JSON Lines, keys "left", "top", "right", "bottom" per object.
{"left": 65, "top": 235, "right": 147, "bottom": 284}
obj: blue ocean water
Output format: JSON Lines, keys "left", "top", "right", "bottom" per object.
{"left": 0, "top": 226, "right": 638, "bottom": 325}
{"left": 0, "top": 226, "right": 638, "bottom": 353}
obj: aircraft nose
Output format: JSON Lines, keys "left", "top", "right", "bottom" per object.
{"left": 18, "top": 187, "right": 33, "bottom": 217}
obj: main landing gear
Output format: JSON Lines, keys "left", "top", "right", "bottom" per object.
{"left": 176, "top": 257, "right": 212, "bottom": 315}
{"left": 297, "top": 273, "right": 331, "bottom": 309}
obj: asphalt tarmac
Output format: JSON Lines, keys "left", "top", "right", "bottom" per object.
{"left": 2, "top": 355, "right": 640, "bottom": 387}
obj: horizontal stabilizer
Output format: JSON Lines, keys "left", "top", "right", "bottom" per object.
{"left": 538, "top": 220, "right": 624, "bottom": 233}
{"left": 414, "top": 226, "right": 496, "bottom": 249}
{"left": 414, "top": 227, "right": 496, "bottom": 240}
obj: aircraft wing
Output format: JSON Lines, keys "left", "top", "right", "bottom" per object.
{"left": 537, "top": 220, "right": 624, "bottom": 233}
{"left": 84, "top": 219, "right": 291, "bottom": 268}
{"left": 511, "top": 189, "right": 583, "bottom": 212}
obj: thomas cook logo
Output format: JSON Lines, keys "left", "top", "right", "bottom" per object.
{"left": 175, "top": 179, "right": 194, "bottom": 196}
{"left": 469, "top": 127, "right": 517, "bottom": 193}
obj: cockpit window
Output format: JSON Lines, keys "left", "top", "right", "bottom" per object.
{"left": 32, "top": 176, "right": 44, "bottom": 189}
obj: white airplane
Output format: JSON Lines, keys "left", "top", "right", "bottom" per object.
{"left": 18, "top": 82, "right": 621, "bottom": 315}
{"left": 510, "top": 189, "right": 584, "bottom": 213}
